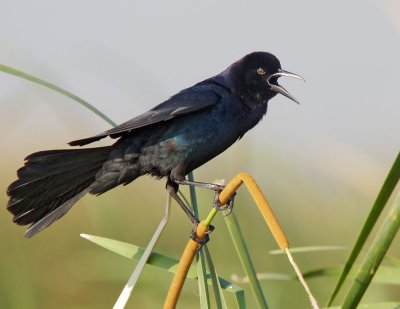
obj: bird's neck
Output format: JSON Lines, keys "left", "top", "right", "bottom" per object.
{"left": 239, "top": 91, "right": 272, "bottom": 108}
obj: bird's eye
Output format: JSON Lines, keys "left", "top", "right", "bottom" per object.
{"left": 257, "top": 68, "right": 266, "bottom": 75}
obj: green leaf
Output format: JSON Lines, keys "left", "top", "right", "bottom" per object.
{"left": 0, "top": 64, "right": 116, "bottom": 127}
{"left": 215, "top": 274, "right": 246, "bottom": 309}
{"left": 204, "top": 246, "right": 228, "bottom": 309}
{"left": 269, "top": 246, "right": 346, "bottom": 255}
{"left": 80, "top": 233, "right": 195, "bottom": 277}
{"left": 384, "top": 255, "right": 400, "bottom": 267}
{"left": 231, "top": 273, "right": 292, "bottom": 283}
{"left": 113, "top": 195, "right": 172, "bottom": 309}
{"left": 232, "top": 264, "right": 400, "bottom": 286}
{"left": 328, "top": 152, "right": 400, "bottom": 306}
{"left": 341, "top": 191, "right": 400, "bottom": 308}
{"left": 323, "top": 302, "right": 400, "bottom": 309}
{"left": 80, "top": 233, "right": 244, "bottom": 300}
{"left": 225, "top": 213, "right": 269, "bottom": 309}
{"left": 301, "top": 266, "right": 400, "bottom": 285}
{"left": 187, "top": 172, "right": 211, "bottom": 309}
{"left": 198, "top": 248, "right": 211, "bottom": 309}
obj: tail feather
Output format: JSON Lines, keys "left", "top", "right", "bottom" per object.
{"left": 24, "top": 187, "right": 91, "bottom": 238}
{"left": 9, "top": 164, "right": 102, "bottom": 198}
{"left": 7, "top": 146, "right": 111, "bottom": 237}
{"left": 13, "top": 149, "right": 109, "bottom": 186}
{"left": 10, "top": 177, "right": 94, "bottom": 225}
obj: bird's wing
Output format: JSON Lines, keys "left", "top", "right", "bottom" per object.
{"left": 69, "top": 83, "right": 222, "bottom": 146}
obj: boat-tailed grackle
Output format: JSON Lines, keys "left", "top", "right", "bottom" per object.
{"left": 6, "top": 51, "right": 304, "bottom": 239}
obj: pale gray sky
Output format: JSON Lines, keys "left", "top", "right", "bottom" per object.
{"left": 1, "top": 0, "right": 399, "bottom": 196}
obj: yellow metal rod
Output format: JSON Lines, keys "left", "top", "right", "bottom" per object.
{"left": 163, "top": 222, "right": 210, "bottom": 309}
{"left": 219, "top": 172, "right": 288, "bottom": 249}
{"left": 163, "top": 172, "right": 289, "bottom": 308}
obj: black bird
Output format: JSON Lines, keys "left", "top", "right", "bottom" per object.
{"left": 6, "top": 51, "right": 303, "bottom": 238}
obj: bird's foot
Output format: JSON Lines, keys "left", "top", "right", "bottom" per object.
{"left": 213, "top": 190, "right": 236, "bottom": 215}
{"left": 206, "top": 183, "right": 226, "bottom": 191}
{"left": 190, "top": 222, "right": 215, "bottom": 251}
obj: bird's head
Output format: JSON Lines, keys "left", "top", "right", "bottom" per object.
{"left": 227, "top": 51, "right": 304, "bottom": 106}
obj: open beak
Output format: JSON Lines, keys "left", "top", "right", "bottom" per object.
{"left": 267, "top": 69, "right": 305, "bottom": 104}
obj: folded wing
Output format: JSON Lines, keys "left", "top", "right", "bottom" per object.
{"left": 69, "top": 84, "right": 221, "bottom": 146}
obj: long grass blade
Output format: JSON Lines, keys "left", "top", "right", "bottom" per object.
{"left": 269, "top": 246, "right": 346, "bottom": 255}
{"left": 385, "top": 255, "right": 400, "bottom": 267}
{"left": 215, "top": 276, "right": 246, "bottom": 308}
{"left": 225, "top": 213, "right": 269, "bottom": 309}
{"left": 204, "top": 246, "right": 228, "bottom": 309}
{"left": 113, "top": 194, "right": 172, "bottom": 309}
{"left": 323, "top": 302, "right": 400, "bottom": 309}
{"left": 187, "top": 172, "right": 211, "bottom": 308}
{"left": 328, "top": 152, "right": 400, "bottom": 305}
{"left": 80, "top": 234, "right": 244, "bottom": 297}
{"left": 80, "top": 233, "right": 199, "bottom": 276}
{"left": 341, "top": 191, "right": 400, "bottom": 308}
{"left": 302, "top": 265, "right": 400, "bottom": 285}
{"left": 0, "top": 64, "right": 116, "bottom": 127}
{"left": 198, "top": 248, "right": 211, "bottom": 309}
{"left": 232, "top": 264, "right": 400, "bottom": 285}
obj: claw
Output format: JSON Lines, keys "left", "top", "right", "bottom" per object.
{"left": 213, "top": 190, "right": 237, "bottom": 215}
{"left": 209, "top": 183, "right": 226, "bottom": 191}
{"left": 224, "top": 193, "right": 236, "bottom": 216}
{"left": 205, "top": 224, "right": 215, "bottom": 234}
{"left": 190, "top": 223, "right": 214, "bottom": 251}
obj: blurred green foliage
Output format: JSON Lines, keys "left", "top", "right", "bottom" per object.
{"left": 2, "top": 142, "right": 399, "bottom": 308}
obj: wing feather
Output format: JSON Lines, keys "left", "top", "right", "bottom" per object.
{"left": 69, "top": 82, "right": 222, "bottom": 146}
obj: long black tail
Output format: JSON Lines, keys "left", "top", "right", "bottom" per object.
{"left": 7, "top": 147, "right": 112, "bottom": 238}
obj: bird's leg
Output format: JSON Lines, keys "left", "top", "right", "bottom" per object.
{"left": 174, "top": 179, "right": 225, "bottom": 191}
{"left": 166, "top": 179, "right": 212, "bottom": 250}
{"left": 174, "top": 179, "right": 236, "bottom": 214}
{"left": 166, "top": 179, "right": 199, "bottom": 224}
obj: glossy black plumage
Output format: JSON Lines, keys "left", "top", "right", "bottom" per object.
{"left": 6, "top": 51, "right": 302, "bottom": 237}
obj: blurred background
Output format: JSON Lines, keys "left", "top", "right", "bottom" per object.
{"left": 1, "top": 0, "right": 399, "bottom": 308}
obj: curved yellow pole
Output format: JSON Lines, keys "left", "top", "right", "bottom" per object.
{"left": 219, "top": 172, "right": 288, "bottom": 249}
{"left": 163, "top": 222, "right": 210, "bottom": 309}
{"left": 164, "top": 172, "right": 289, "bottom": 308}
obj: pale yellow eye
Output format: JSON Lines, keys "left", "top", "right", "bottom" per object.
{"left": 257, "top": 68, "right": 266, "bottom": 75}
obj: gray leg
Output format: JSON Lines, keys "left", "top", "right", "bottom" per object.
{"left": 166, "top": 179, "right": 199, "bottom": 225}
{"left": 166, "top": 179, "right": 214, "bottom": 250}
{"left": 174, "top": 179, "right": 225, "bottom": 191}
{"left": 174, "top": 178, "right": 236, "bottom": 214}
